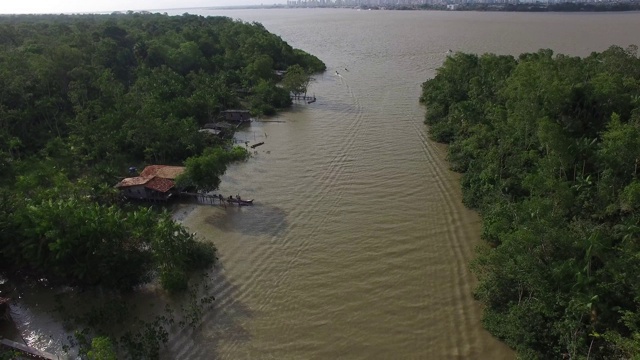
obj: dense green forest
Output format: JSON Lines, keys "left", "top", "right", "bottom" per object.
{"left": 0, "top": 13, "right": 325, "bottom": 294}
{"left": 421, "top": 46, "right": 640, "bottom": 358}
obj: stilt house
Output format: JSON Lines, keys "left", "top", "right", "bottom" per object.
{"left": 115, "top": 165, "right": 185, "bottom": 201}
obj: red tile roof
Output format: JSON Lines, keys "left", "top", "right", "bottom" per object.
{"left": 115, "top": 176, "right": 153, "bottom": 188}
{"left": 139, "top": 165, "right": 185, "bottom": 179}
{"left": 144, "top": 177, "right": 175, "bottom": 193}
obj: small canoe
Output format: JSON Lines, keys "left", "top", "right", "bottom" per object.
{"left": 227, "top": 198, "right": 254, "bottom": 205}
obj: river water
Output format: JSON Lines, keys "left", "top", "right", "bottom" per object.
{"left": 8, "top": 9, "right": 640, "bottom": 360}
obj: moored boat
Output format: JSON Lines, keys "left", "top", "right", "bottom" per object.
{"left": 226, "top": 198, "right": 254, "bottom": 205}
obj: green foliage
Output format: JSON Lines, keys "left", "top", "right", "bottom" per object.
{"left": 282, "top": 64, "right": 313, "bottom": 96}
{"left": 292, "top": 48, "right": 327, "bottom": 73}
{"left": 160, "top": 269, "right": 189, "bottom": 294}
{"left": 152, "top": 212, "right": 216, "bottom": 293}
{"left": 87, "top": 336, "right": 118, "bottom": 360}
{"left": 0, "top": 350, "right": 22, "bottom": 360}
{"left": 0, "top": 12, "right": 324, "bottom": 169}
{"left": 177, "top": 146, "right": 249, "bottom": 192}
{"left": 58, "top": 281, "right": 215, "bottom": 359}
{"left": 1, "top": 189, "right": 216, "bottom": 291}
{"left": 0, "top": 13, "right": 321, "bottom": 291}
{"left": 422, "top": 45, "right": 640, "bottom": 358}
{"left": 244, "top": 54, "right": 275, "bottom": 85}
{"left": 227, "top": 145, "right": 251, "bottom": 161}
{"left": 177, "top": 148, "right": 227, "bottom": 192}
{"left": 17, "top": 198, "right": 154, "bottom": 290}
{"left": 250, "top": 79, "right": 292, "bottom": 116}
{"left": 119, "top": 317, "right": 170, "bottom": 359}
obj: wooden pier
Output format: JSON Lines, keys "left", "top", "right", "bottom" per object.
{"left": 179, "top": 193, "right": 253, "bottom": 207}
{"left": 1, "top": 338, "right": 59, "bottom": 360}
{"left": 180, "top": 192, "right": 225, "bottom": 205}
{"left": 291, "top": 94, "right": 316, "bottom": 103}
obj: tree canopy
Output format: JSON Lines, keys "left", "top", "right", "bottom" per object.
{"left": 0, "top": 13, "right": 325, "bottom": 293}
{"left": 281, "top": 64, "right": 313, "bottom": 96}
{"left": 421, "top": 45, "right": 640, "bottom": 358}
{"left": 176, "top": 146, "right": 249, "bottom": 192}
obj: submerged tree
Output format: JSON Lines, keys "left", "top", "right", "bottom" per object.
{"left": 282, "top": 64, "right": 313, "bottom": 97}
{"left": 176, "top": 146, "right": 249, "bottom": 193}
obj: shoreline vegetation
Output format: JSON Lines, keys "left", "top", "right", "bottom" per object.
{"left": 421, "top": 45, "right": 640, "bottom": 358}
{"left": 0, "top": 12, "right": 325, "bottom": 358}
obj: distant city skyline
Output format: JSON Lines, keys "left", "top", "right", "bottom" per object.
{"left": 0, "top": 0, "right": 286, "bottom": 14}
{"left": 1, "top": 0, "right": 634, "bottom": 15}
{"left": 287, "top": 0, "right": 636, "bottom": 6}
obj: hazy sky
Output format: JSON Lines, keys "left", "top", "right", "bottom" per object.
{"left": 0, "top": 1, "right": 283, "bottom": 14}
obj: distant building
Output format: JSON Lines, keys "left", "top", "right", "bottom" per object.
{"left": 115, "top": 165, "right": 185, "bottom": 201}
{"left": 220, "top": 110, "right": 252, "bottom": 123}
{"left": 201, "top": 121, "right": 237, "bottom": 138}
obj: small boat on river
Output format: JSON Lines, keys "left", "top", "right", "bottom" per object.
{"left": 226, "top": 198, "right": 254, "bottom": 206}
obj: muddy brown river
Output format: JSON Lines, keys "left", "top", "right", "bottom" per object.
{"left": 8, "top": 8, "right": 640, "bottom": 359}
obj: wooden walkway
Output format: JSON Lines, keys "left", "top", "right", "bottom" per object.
{"left": 180, "top": 193, "right": 251, "bottom": 207}
{"left": 1, "top": 338, "right": 59, "bottom": 359}
{"left": 291, "top": 94, "right": 316, "bottom": 103}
